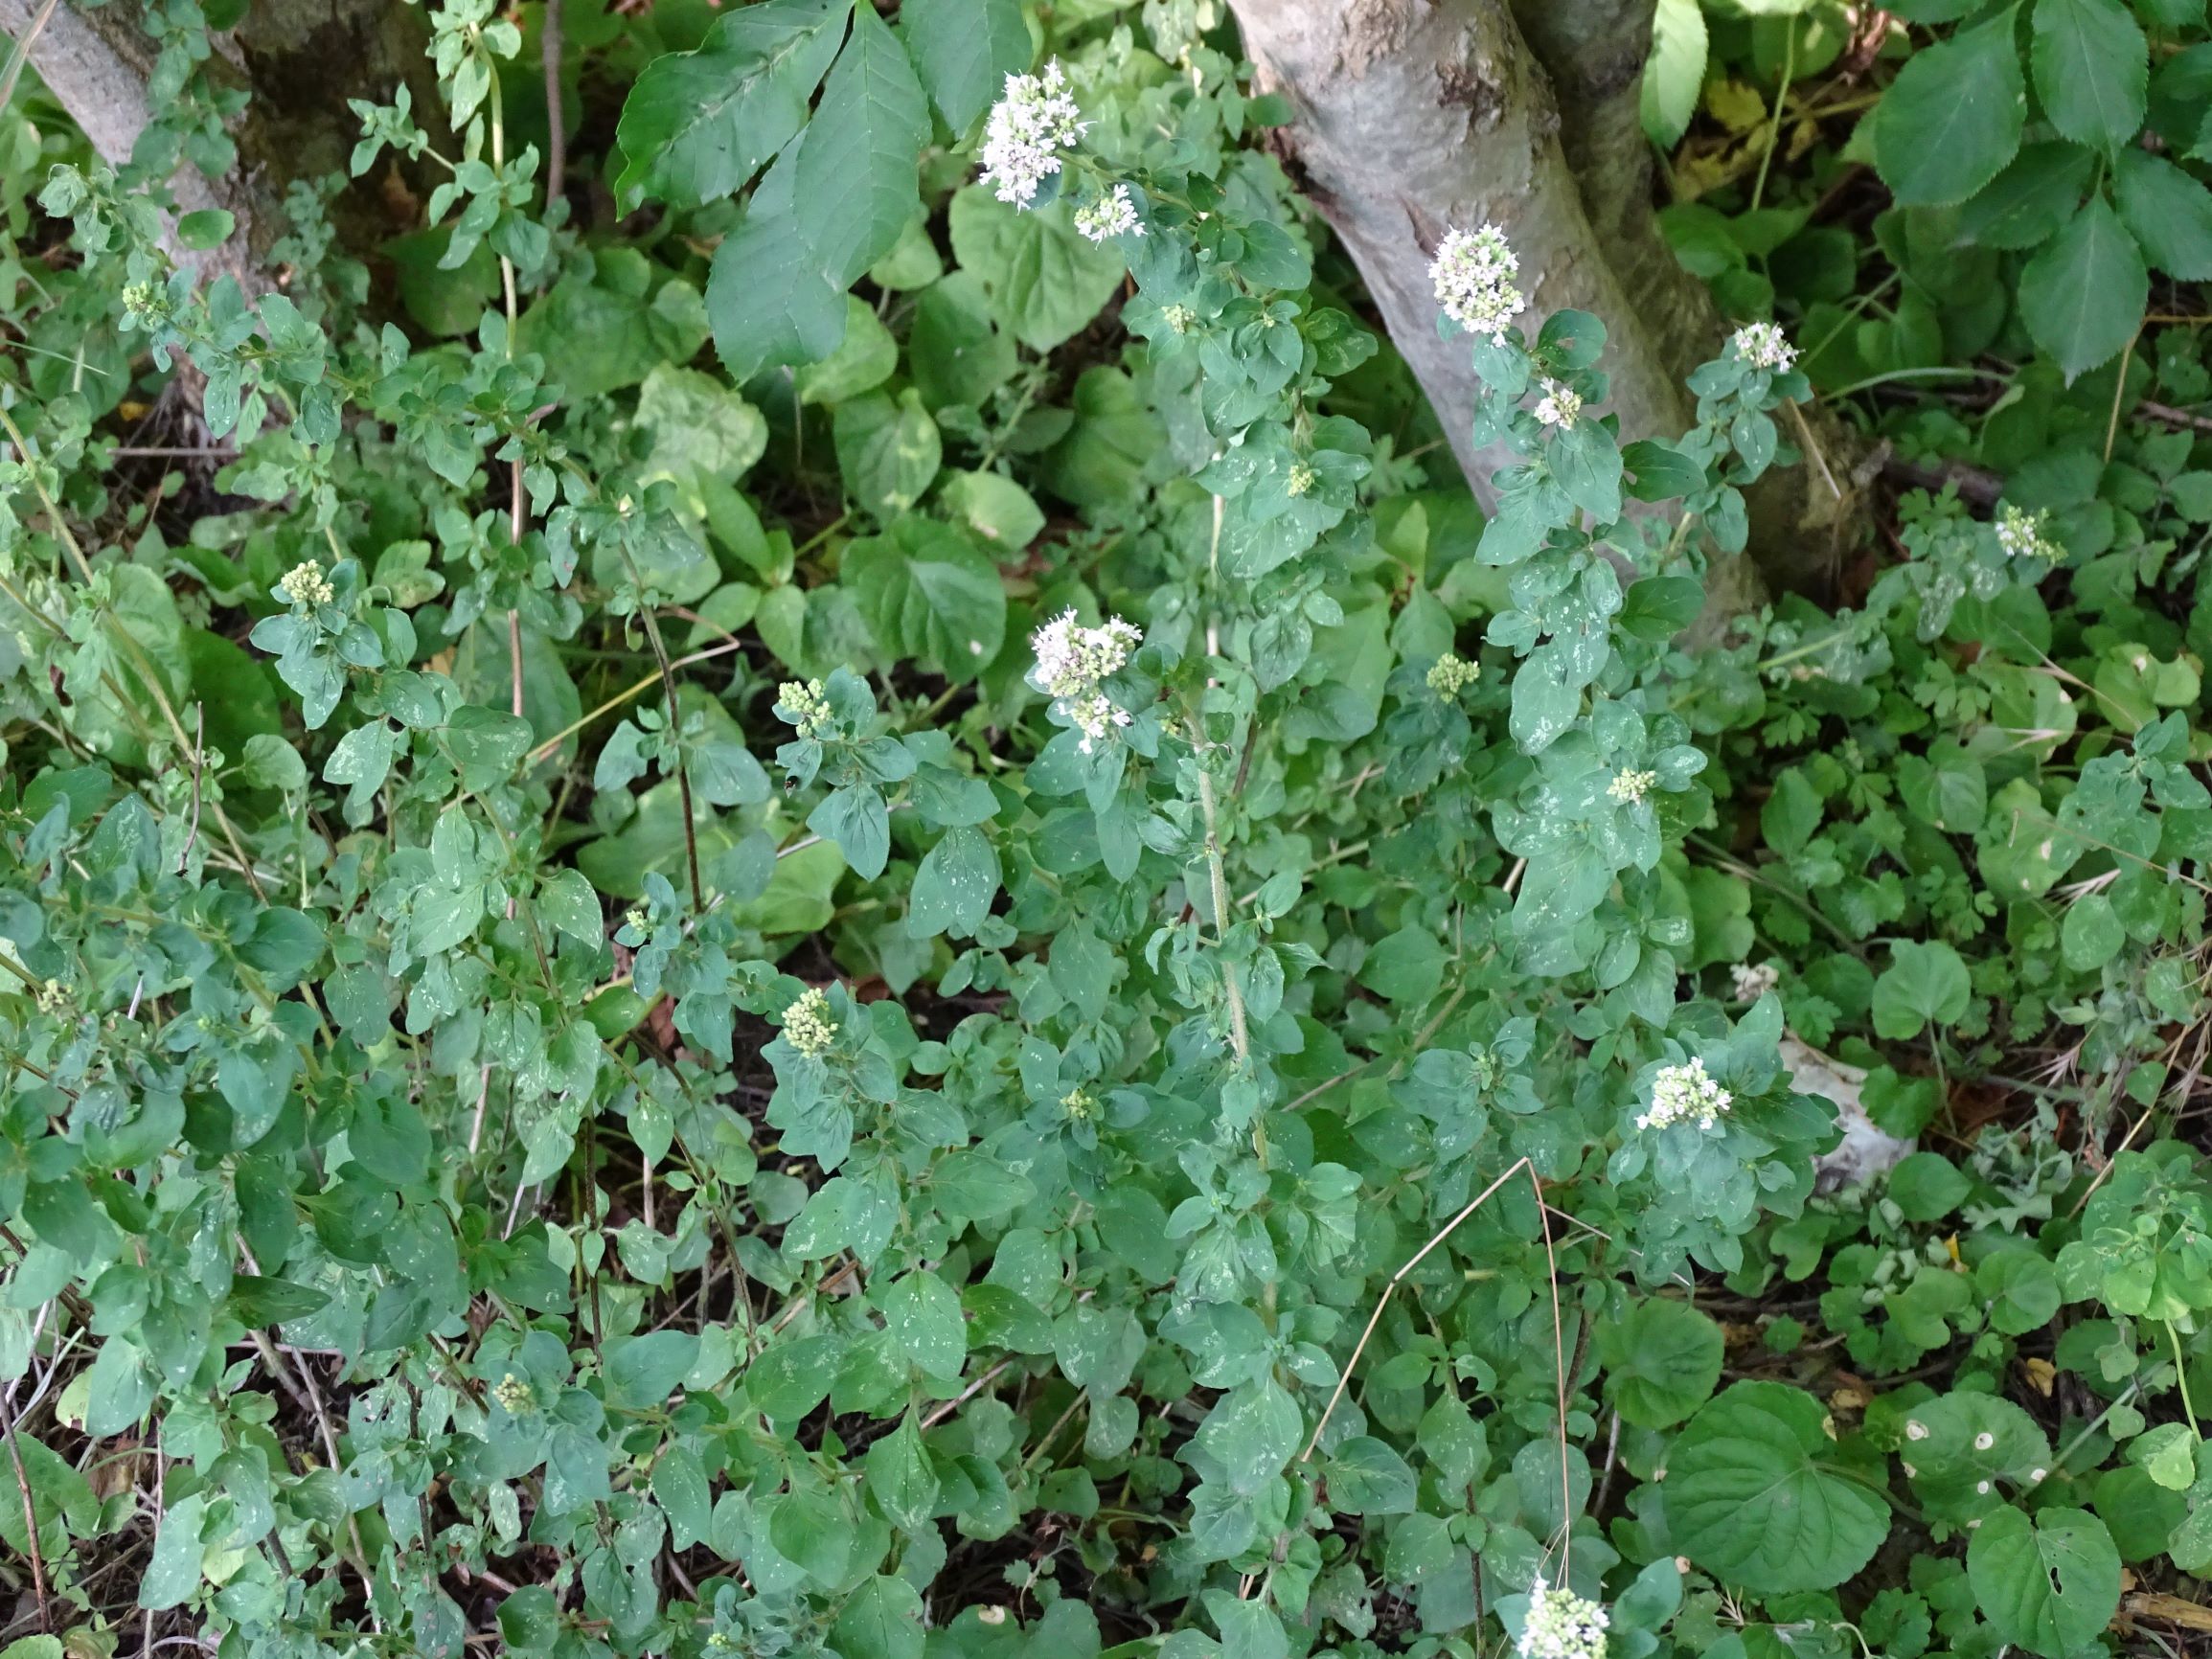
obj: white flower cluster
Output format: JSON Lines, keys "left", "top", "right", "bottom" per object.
{"left": 1730, "top": 961, "right": 1780, "bottom": 1000}
{"left": 780, "top": 678, "right": 834, "bottom": 740}
{"left": 1031, "top": 608, "right": 1143, "bottom": 752}
{"left": 1518, "top": 1579, "right": 1609, "bottom": 1659}
{"left": 1427, "top": 652, "right": 1480, "bottom": 696}
{"left": 1730, "top": 320, "right": 1797, "bottom": 373}
{"left": 1638, "top": 1057, "right": 1733, "bottom": 1132}
{"left": 1535, "top": 378, "right": 1582, "bottom": 431}
{"left": 1995, "top": 503, "right": 2062, "bottom": 561}
{"left": 1608, "top": 767, "right": 1657, "bottom": 805}
{"left": 1429, "top": 222, "right": 1525, "bottom": 343}
{"left": 279, "top": 559, "right": 334, "bottom": 607}
{"left": 979, "top": 60, "right": 1084, "bottom": 208}
{"left": 782, "top": 987, "right": 838, "bottom": 1059}
{"left": 1074, "top": 183, "right": 1143, "bottom": 242}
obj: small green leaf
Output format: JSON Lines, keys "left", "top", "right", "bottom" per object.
{"left": 1872, "top": 941, "right": 1973, "bottom": 1040}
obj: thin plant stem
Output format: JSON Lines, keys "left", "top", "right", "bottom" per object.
{"left": 1749, "top": 25, "right": 1797, "bottom": 215}
{"left": 2171, "top": 1320, "right": 2201, "bottom": 1437}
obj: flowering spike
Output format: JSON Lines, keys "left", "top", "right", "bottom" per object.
{"left": 1030, "top": 608, "right": 1143, "bottom": 752}
{"left": 1534, "top": 377, "right": 1582, "bottom": 430}
{"left": 1637, "top": 1057, "right": 1732, "bottom": 1132}
{"left": 979, "top": 60, "right": 1085, "bottom": 208}
{"left": 1518, "top": 1578, "right": 1609, "bottom": 1659}
{"left": 1729, "top": 320, "right": 1797, "bottom": 373}
{"left": 1995, "top": 502, "right": 2062, "bottom": 561}
{"left": 1074, "top": 183, "right": 1143, "bottom": 242}
{"left": 1429, "top": 222, "right": 1526, "bottom": 344}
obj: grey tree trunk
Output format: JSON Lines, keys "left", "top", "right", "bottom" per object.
{"left": 1229, "top": 0, "right": 1859, "bottom": 599}
{"left": 0, "top": 0, "right": 426, "bottom": 282}
{"left": 1229, "top": 0, "right": 1705, "bottom": 502}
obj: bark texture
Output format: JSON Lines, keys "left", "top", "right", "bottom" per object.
{"left": 0, "top": 0, "right": 425, "bottom": 279}
{"left": 1229, "top": 0, "right": 1702, "bottom": 502}
{"left": 1229, "top": 0, "right": 1866, "bottom": 599}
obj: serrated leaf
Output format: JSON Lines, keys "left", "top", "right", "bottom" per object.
{"left": 1873, "top": 7, "right": 2026, "bottom": 206}
{"left": 613, "top": 0, "right": 849, "bottom": 212}
{"left": 2113, "top": 148, "right": 2212, "bottom": 278}
{"left": 708, "top": 142, "right": 850, "bottom": 378}
{"left": 792, "top": 6, "right": 931, "bottom": 287}
{"left": 2017, "top": 193, "right": 2147, "bottom": 381}
{"left": 901, "top": 0, "right": 1029, "bottom": 132}
{"left": 1641, "top": 0, "right": 1709, "bottom": 148}
{"left": 2031, "top": 0, "right": 2147, "bottom": 153}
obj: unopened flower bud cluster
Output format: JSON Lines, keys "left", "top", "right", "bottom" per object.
{"left": 1427, "top": 652, "right": 1480, "bottom": 696}
{"left": 279, "top": 559, "right": 334, "bottom": 607}
{"left": 780, "top": 679, "right": 834, "bottom": 741}
{"left": 1430, "top": 223, "right": 1526, "bottom": 344}
{"left": 1608, "top": 767, "right": 1657, "bottom": 805}
{"left": 1730, "top": 961, "right": 1779, "bottom": 1000}
{"left": 1031, "top": 608, "right": 1143, "bottom": 753}
{"left": 782, "top": 987, "right": 838, "bottom": 1058}
{"left": 1637, "top": 1057, "right": 1732, "bottom": 1131}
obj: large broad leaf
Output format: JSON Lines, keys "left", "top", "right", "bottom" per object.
{"left": 1968, "top": 1506, "right": 2121, "bottom": 1658}
{"left": 1597, "top": 1297, "right": 1723, "bottom": 1428}
{"left": 2114, "top": 148, "right": 2212, "bottom": 278}
{"left": 2017, "top": 194, "right": 2147, "bottom": 381}
{"left": 1872, "top": 7, "right": 2025, "bottom": 206}
{"left": 793, "top": 5, "right": 931, "bottom": 288}
{"left": 947, "top": 185, "right": 1128, "bottom": 352}
{"left": 2031, "top": 0, "right": 2147, "bottom": 153}
{"left": 842, "top": 518, "right": 1007, "bottom": 680}
{"left": 708, "top": 142, "right": 849, "bottom": 379}
{"left": 613, "top": 0, "right": 849, "bottom": 213}
{"left": 1668, "top": 1382, "right": 1890, "bottom": 1592}
{"left": 901, "top": 0, "right": 1029, "bottom": 132}
{"left": 1640, "top": 0, "right": 1708, "bottom": 147}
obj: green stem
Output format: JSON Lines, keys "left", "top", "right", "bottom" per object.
{"left": 2171, "top": 1320, "right": 2201, "bottom": 1437}
{"left": 1748, "top": 26, "right": 1796, "bottom": 216}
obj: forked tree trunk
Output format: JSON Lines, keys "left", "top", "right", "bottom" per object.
{"left": 1229, "top": 0, "right": 1859, "bottom": 599}
{"left": 1229, "top": 0, "right": 1708, "bottom": 497}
